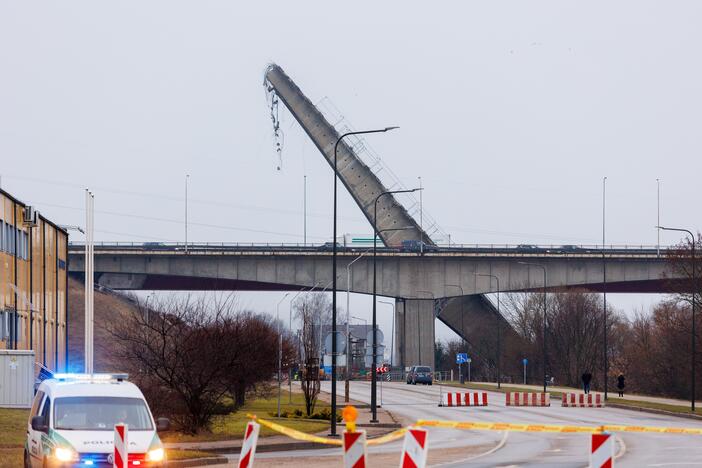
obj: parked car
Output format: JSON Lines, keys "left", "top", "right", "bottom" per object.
{"left": 25, "top": 373, "right": 169, "bottom": 467}
{"left": 406, "top": 365, "right": 433, "bottom": 385}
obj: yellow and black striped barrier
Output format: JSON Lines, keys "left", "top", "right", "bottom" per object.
{"left": 246, "top": 414, "right": 407, "bottom": 446}
{"left": 247, "top": 413, "right": 702, "bottom": 447}
{"left": 415, "top": 419, "right": 702, "bottom": 436}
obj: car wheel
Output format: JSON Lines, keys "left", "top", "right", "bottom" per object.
{"left": 429, "top": 382, "right": 432, "bottom": 386}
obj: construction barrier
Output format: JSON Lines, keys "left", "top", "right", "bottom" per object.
{"left": 506, "top": 392, "right": 550, "bottom": 407}
{"left": 400, "top": 427, "right": 428, "bottom": 468}
{"left": 113, "top": 423, "right": 128, "bottom": 468}
{"left": 238, "top": 420, "right": 260, "bottom": 468}
{"left": 590, "top": 433, "right": 614, "bottom": 467}
{"left": 343, "top": 430, "right": 367, "bottom": 468}
{"left": 562, "top": 393, "right": 605, "bottom": 408}
{"left": 440, "top": 392, "right": 488, "bottom": 407}
{"left": 415, "top": 419, "right": 702, "bottom": 435}
{"left": 247, "top": 413, "right": 407, "bottom": 446}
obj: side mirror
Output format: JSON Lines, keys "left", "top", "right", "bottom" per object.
{"left": 31, "top": 416, "right": 48, "bottom": 433}
{"left": 156, "top": 417, "right": 170, "bottom": 432}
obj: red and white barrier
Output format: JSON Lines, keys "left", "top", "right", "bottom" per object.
{"left": 343, "top": 430, "right": 367, "bottom": 468}
{"left": 590, "top": 433, "right": 614, "bottom": 467}
{"left": 440, "top": 392, "right": 488, "bottom": 407}
{"left": 562, "top": 393, "right": 605, "bottom": 408}
{"left": 238, "top": 421, "right": 261, "bottom": 468}
{"left": 113, "top": 423, "right": 128, "bottom": 468}
{"left": 400, "top": 427, "right": 428, "bottom": 468}
{"left": 505, "top": 392, "right": 550, "bottom": 407}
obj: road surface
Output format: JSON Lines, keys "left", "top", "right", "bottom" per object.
{"left": 229, "top": 381, "right": 702, "bottom": 467}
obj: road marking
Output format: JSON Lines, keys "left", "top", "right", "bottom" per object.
{"left": 428, "top": 430, "right": 509, "bottom": 467}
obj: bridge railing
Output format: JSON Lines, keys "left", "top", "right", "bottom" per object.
{"left": 67, "top": 241, "right": 670, "bottom": 253}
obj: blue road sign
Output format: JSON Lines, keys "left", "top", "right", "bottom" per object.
{"left": 523, "top": 358, "right": 528, "bottom": 365}
{"left": 456, "top": 353, "right": 468, "bottom": 364}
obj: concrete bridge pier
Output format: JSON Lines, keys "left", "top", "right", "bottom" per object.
{"left": 395, "top": 298, "right": 435, "bottom": 370}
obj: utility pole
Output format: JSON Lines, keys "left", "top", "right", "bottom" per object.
{"left": 603, "top": 176, "right": 608, "bottom": 400}
{"left": 304, "top": 175, "right": 307, "bottom": 245}
{"left": 185, "top": 174, "right": 189, "bottom": 254}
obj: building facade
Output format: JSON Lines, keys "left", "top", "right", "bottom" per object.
{"left": 0, "top": 188, "right": 68, "bottom": 372}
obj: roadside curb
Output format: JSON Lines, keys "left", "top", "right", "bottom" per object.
{"left": 607, "top": 403, "right": 702, "bottom": 421}
{"left": 167, "top": 456, "right": 228, "bottom": 467}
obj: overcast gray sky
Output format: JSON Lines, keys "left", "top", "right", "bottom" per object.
{"left": 1, "top": 1, "right": 700, "bottom": 344}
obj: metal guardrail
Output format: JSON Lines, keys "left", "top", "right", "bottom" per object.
{"left": 67, "top": 241, "right": 670, "bottom": 251}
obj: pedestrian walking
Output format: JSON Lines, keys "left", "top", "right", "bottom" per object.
{"left": 617, "top": 373, "right": 625, "bottom": 397}
{"left": 581, "top": 371, "right": 593, "bottom": 394}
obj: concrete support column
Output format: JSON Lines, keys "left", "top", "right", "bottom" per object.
{"left": 396, "top": 299, "right": 435, "bottom": 370}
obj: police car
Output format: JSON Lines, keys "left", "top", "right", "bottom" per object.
{"left": 25, "top": 373, "right": 169, "bottom": 467}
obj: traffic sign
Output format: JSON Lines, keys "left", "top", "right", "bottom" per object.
{"left": 323, "top": 332, "right": 347, "bottom": 354}
{"left": 467, "top": 358, "right": 472, "bottom": 363}
{"left": 365, "top": 345, "right": 385, "bottom": 357}
{"left": 456, "top": 353, "right": 468, "bottom": 364}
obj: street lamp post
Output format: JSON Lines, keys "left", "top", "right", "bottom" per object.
{"left": 371, "top": 220, "right": 416, "bottom": 423}
{"left": 603, "top": 176, "right": 608, "bottom": 400}
{"left": 378, "top": 300, "right": 395, "bottom": 367}
{"left": 475, "top": 274, "right": 501, "bottom": 389}
{"left": 345, "top": 250, "right": 372, "bottom": 402}
{"left": 370, "top": 186, "right": 418, "bottom": 425}
{"left": 658, "top": 225, "right": 697, "bottom": 411}
{"left": 332, "top": 127, "right": 398, "bottom": 435}
{"left": 519, "top": 262, "right": 547, "bottom": 393}
{"left": 445, "top": 284, "right": 465, "bottom": 383}
{"left": 276, "top": 293, "right": 291, "bottom": 418}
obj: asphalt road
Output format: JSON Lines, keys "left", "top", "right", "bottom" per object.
{"left": 233, "top": 381, "right": 702, "bottom": 467}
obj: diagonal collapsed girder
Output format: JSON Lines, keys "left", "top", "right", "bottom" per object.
{"left": 264, "top": 63, "right": 432, "bottom": 247}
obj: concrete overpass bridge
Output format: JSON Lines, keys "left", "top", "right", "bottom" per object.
{"left": 68, "top": 242, "right": 683, "bottom": 369}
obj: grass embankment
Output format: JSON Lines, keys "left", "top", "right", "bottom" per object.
{"left": 442, "top": 381, "right": 702, "bottom": 417}
{"left": 162, "top": 392, "right": 331, "bottom": 443}
{"left": 0, "top": 408, "right": 28, "bottom": 468}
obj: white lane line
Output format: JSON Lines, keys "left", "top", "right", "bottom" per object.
{"left": 428, "top": 430, "right": 509, "bottom": 467}
{"left": 648, "top": 464, "right": 702, "bottom": 466}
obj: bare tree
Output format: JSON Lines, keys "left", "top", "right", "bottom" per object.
{"left": 294, "top": 293, "right": 330, "bottom": 415}
{"left": 106, "top": 293, "right": 292, "bottom": 434}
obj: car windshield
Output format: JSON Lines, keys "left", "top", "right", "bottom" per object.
{"left": 54, "top": 397, "right": 153, "bottom": 431}
{"left": 417, "top": 367, "right": 431, "bottom": 372}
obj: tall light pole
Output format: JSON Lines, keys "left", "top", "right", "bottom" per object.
{"left": 303, "top": 175, "right": 307, "bottom": 245}
{"left": 658, "top": 225, "right": 697, "bottom": 411}
{"left": 378, "top": 301, "right": 395, "bottom": 367}
{"left": 276, "top": 293, "right": 291, "bottom": 418}
{"left": 372, "top": 187, "right": 418, "bottom": 423}
{"left": 474, "top": 274, "right": 501, "bottom": 389}
{"left": 345, "top": 250, "right": 372, "bottom": 402}
{"left": 333, "top": 127, "right": 398, "bottom": 434}
{"left": 445, "top": 284, "right": 465, "bottom": 383}
{"left": 519, "top": 262, "right": 547, "bottom": 393}
{"left": 602, "top": 176, "right": 608, "bottom": 399}
{"left": 656, "top": 179, "right": 661, "bottom": 257}
{"left": 185, "top": 174, "right": 189, "bottom": 254}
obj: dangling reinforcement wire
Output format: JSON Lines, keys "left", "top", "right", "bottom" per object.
{"left": 264, "top": 81, "right": 284, "bottom": 170}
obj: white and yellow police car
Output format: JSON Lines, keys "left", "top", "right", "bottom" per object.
{"left": 25, "top": 373, "right": 169, "bottom": 467}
